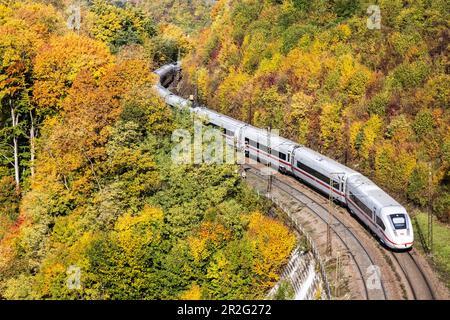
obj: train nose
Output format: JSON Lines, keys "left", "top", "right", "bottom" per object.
{"left": 394, "top": 230, "right": 413, "bottom": 249}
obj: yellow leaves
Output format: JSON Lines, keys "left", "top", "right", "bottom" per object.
{"left": 360, "top": 115, "right": 383, "bottom": 160}
{"left": 90, "top": 10, "right": 122, "bottom": 44}
{"left": 375, "top": 143, "right": 417, "bottom": 194}
{"left": 216, "top": 71, "right": 250, "bottom": 114}
{"left": 180, "top": 283, "right": 202, "bottom": 300}
{"left": 159, "top": 23, "right": 194, "bottom": 54}
{"left": 319, "top": 103, "right": 343, "bottom": 150}
{"left": 114, "top": 206, "right": 163, "bottom": 254}
{"left": 142, "top": 205, "right": 164, "bottom": 223}
{"left": 339, "top": 54, "right": 356, "bottom": 83}
{"left": 291, "top": 92, "right": 313, "bottom": 118}
{"left": 350, "top": 121, "right": 363, "bottom": 154}
{"left": 196, "top": 67, "right": 210, "bottom": 103}
{"left": 0, "top": 4, "right": 49, "bottom": 80}
{"left": 33, "top": 33, "right": 113, "bottom": 112}
{"left": 188, "top": 222, "right": 231, "bottom": 263}
{"left": 0, "top": 234, "right": 17, "bottom": 272}
{"left": 247, "top": 212, "right": 296, "bottom": 289}
{"left": 189, "top": 236, "right": 208, "bottom": 263}
{"left": 0, "top": 1, "right": 61, "bottom": 54}
{"left": 285, "top": 91, "right": 313, "bottom": 144}
{"left": 336, "top": 24, "right": 351, "bottom": 40}
{"left": 102, "top": 58, "right": 156, "bottom": 97}
{"left": 335, "top": 54, "right": 371, "bottom": 100}
{"left": 283, "top": 47, "right": 324, "bottom": 90}
{"left": 217, "top": 34, "right": 240, "bottom": 68}
{"left": 36, "top": 261, "right": 65, "bottom": 296}
{"left": 211, "top": 0, "right": 228, "bottom": 20}
{"left": 350, "top": 116, "right": 384, "bottom": 160}
{"left": 255, "top": 53, "right": 283, "bottom": 79}
{"left": 241, "top": 32, "right": 266, "bottom": 72}
{"left": 14, "top": 1, "right": 62, "bottom": 38}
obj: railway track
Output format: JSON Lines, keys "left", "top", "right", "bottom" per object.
{"left": 245, "top": 165, "right": 388, "bottom": 300}
{"left": 388, "top": 250, "right": 436, "bottom": 300}
{"left": 245, "top": 165, "right": 438, "bottom": 300}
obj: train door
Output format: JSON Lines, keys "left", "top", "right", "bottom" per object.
{"left": 338, "top": 178, "right": 344, "bottom": 198}
{"left": 289, "top": 146, "right": 300, "bottom": 175}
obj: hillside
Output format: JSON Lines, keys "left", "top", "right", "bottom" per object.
{"left": 182, "top": 0, "right": 449, "bottom": 223}
{"left": 0, "top": 0, "right": 295, "bottom": 299}
{"left": 140, "top": 0, "right": 213, "bottom": 34}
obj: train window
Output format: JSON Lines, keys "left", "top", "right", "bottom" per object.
{"left": 279, "top": 152, "right": 287, "bottom": 161}
{"left": 249, "top": 139, "right": 257, "bottom": 147}
{"left": 259, "top": 144, "right": 268, "bottom": 153}
{"left": 332, "top": 180, "right": 340, "bottom": 190}
{"left": 390, "top": 214, "right": 407, "bottom": 230}
{"left": 349, "top": 192, "right": 373, "bottom": 219}
{"left": 287, "top": 154, "right": 290, "bottom": 162}
{"left": 296, "top": 161, "right": 331, "bottom": 185}
{"left": 376, "top": 216, "right": 386, "bottom": 231}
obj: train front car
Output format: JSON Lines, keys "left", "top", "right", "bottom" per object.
{"left": 379, "top": 206, "right": 414, "bottom": 250}
{"left": 346, "top": 175, "right": 414, "bottom": 250}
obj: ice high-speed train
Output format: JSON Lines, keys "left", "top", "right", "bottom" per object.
{"left": 154, "top": 62, "right": 413, "bottom": 250}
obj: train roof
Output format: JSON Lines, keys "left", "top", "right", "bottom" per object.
{"left": 347, "top": 174, "right": 401, "bottom": 208}
{"left": 154, "top": 84, "right": 171, "bottom": 99}
{"left": 198, "top": 107, "right": 247, "bottom": 130}
{"left": 243, "top": 125, "right": 299, "bottom": 149}
{"left": 296, "top": 147, "right": 358, "bottom": 177}
{"left": 154, "top": 62, "right": 180, "bottom": 78}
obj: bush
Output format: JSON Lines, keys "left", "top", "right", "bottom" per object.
{"left": 271, "top": 280, "right": 295, "bottom": 300}
{"left": 433, "top": 190, "right": 450, "bottom": 223}
{"left": 388, "top": 59, "right": 431, "bottom": 90}
{"left": 407, "top": 163, "right": 429, "bottom": 207}
{"left": 231, "top": 0, "right": 263, "bottom": 43}
{"left": 368, "top": 92, "right": 390, "bottom": 116}
{"left": 413, "top": 110, "right": 434, "bottom": 138}
{"left": 0, "top": 176, "right": 19, "bottom": 221}
{"left": 293, "top": 0, "right": 311, "bottom": 11}
{"left": 333, "top": 0, "right": 361, "bottom": 19}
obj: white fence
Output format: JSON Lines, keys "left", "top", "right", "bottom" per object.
{"left": 263, "top": 193, "right": 332, "bottom": 300}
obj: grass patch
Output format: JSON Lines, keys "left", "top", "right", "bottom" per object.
{"left": 413, "top": 211, "right": 450, "bottom": 289}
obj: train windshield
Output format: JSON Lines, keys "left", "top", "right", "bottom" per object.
{"left": 390, "top": 214, "right": 407, "bottom": 230}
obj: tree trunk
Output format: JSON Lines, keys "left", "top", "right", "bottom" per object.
{"left": 10, "top": 101, "right": 20, "bottom": 189}
{"left": 30, "top": 110, "right": 35, "bottom": 177}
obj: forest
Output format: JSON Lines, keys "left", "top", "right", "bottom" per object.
{"left": 0, "top": 0, "right": 296, "bottom": 299}
{"left": 1, "top": 0, "right": 449, "bottom": 300}
{"left": 182, "top": 0, "right": 449, "bottom": 224}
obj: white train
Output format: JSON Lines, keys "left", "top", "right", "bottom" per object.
{"left": 154, "top": 63, "right": 414, "bottom": 250}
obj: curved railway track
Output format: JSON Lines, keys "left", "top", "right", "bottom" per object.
{"left": 246, "top": 165, "right": 438, "bottom": 300}
{"left": 389, "top": 250, "right": 436, "bottom": 300}
{"left": 245, "top": 165, "right": 388, "bottom": 300}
